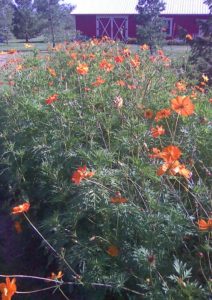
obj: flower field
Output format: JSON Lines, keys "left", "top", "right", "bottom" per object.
{"left": 0, "top": 38, "right": 211, "bottom": 299}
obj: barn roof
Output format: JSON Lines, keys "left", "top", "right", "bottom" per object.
{"left": 71, "top": 0, "right": 210, "bottom": 15}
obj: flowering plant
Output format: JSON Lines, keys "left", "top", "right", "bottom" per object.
{"left": 0, "top": 39, "right": 211, "bottom": 299}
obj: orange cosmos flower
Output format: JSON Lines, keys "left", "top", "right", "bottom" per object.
{"left": 144, "top": 109, "right": 153, "bottom": 119}
{"left": 47, "top": 67, "right": 57, "bottom": 77}
{"left": 175, "top": 81, "right": 186, "bottom": 92}
{"left": 159, "top": 145, "right": 182, "bottom": 163}
{"left": 70, "top": 52, "right": 77, "bottom": 60}
{"left": 99, "top": 59, "right": 114, "bottom": 72}
{"left": 130, "top": 58, "right": 140, "bottom": 68}
{"left": 0, "top": 277, "right": 17, "bottom": 300}
{"left": 115, "top": 80, "right": 126, "bottom": 86}
{"left": 161, "top": 56, "right": 171, "bottom": 67}
{"left": 123, "top": 48, "right": 131, "bottom": 56}
{"left": 45, "top": 93, "right": 59, "bottom": 105}
{"left": 171, "top": 96, "right": 195, "bottom": 116}
{"left": 91, "top": 76, "right": 105, "bottom": 87}
{"left": 197, "top": 219, "right": 212, "bottom": 231}
{"left": 157, "top": 49, "right": 165, "bottom": 57}
{"left": 110, "top": 192, "right": 127, "bottom": 204}
{"left": 16, "top": 65, "right": 23, "bottom": 71}
{"left": 185, "top": 34, "right": 193, "bottom": 41}
{"left": 149, "top": 147, "right": 161, "bottom": 159}
{"left": 157, "top": 160, "right": 191, "bottom": 179}
{"left": 151, "top": 125, "right": 165, "bottom": 138}
{"left": 71, "top": 166, "right": 95, "bottom": 185}
{"left": 140, "top": 44, "right": 149, "bottom": 51}
{"left": 127, "top": 84, "right": 136, "bottom": 90}
{"left": 88, "top": 53, "right": 96, "bottom": 60}
{"left": 114, "top": 55, "right": 124, "bottom": 63}
{"left": 49, "top": 271, "right": 63, "bottom": 280}
{"left": 76, "top": 63, "right": 89, "bottom": 75}
{"left": 155, "top": 108, "right": 171, "bottom": 122}
{"left": 106, "top": 245, "right": 119, "bottom": 257}
{"left": 11, "top": 202, "right": 30, "bottom": 215}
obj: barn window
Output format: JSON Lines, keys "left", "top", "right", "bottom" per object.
{"left": 162, "top": 18, "right": 173, "bottom": 37}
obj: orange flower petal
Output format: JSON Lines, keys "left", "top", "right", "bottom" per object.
{"left": 106, "top": 245, "right": 119, "bottom": 257}
{"left": 11, "top": 203, "right": 30, "bottom": 215}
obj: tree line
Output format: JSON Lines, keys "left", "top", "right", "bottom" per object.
{"left": 0, "top": 0, "right": 74, "bottom": 45}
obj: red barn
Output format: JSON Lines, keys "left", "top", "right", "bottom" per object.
{"left": 71, "top": 0, "right": 210, "bottom": 41}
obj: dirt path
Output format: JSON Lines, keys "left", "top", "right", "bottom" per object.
{"left": 0, "top": 54, "right": 8, "bottom": 69}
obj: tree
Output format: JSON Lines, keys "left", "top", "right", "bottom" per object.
{"left": 0, "top": 0, "right": 14, "bottom": 43}
{"left": 188, "top": 0, "right": 212, "bottom": 83}
{"left": 136, "top": 0, "right": 166, "bottom": 51}
{"left": 33, "top": 0, "right": 74, "bottom": 47}
{"left": 12, "top": 0, "right": 42, "bottom": 42}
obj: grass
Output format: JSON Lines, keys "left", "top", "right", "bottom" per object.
{"left": 0, "top": 37, "right": 49, "bottom": 52}
{"left": 1, "top": 37, "right": 191, "bottom": 57}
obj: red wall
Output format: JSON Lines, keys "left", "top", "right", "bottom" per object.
{"left": 75, "top": 14, "right": 210, "bottom": 39}
{"left": 75, "top": 15, "right": 97, "bottom": 38}
{"left": 162, "top": 14, "right": 209, "bottom": 38}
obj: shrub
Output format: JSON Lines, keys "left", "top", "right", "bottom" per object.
{"left": 0, "top": 40, "right": 211, "bottom": 299}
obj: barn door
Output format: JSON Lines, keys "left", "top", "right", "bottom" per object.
{"left": 96, "top": 16, "right": 128, "bottom": 41}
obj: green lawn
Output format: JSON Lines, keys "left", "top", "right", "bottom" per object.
{"left": 0, "top": 37, "right": 49, "bottom": 52}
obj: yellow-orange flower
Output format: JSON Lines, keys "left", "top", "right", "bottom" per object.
{"left": 0, "top": 277, "right": 17, "bottom": 300}
{"left": 49, "top": 271, "right": 63, "bottom": 280}
{"left": 197, "top": 219, "right": 212, "bottom": 231}
{"left": 202, "top": 74, "right": 209, "bottom": 82}
{"left": 76, "top": 63, "right": 89, "bottom": 75}
{"left": 171, "top": 96, "right": 195, "bottom": 116}
{"left": 47, "top": 67, "right": 57, "bottom": 77}
{"left": 16, "top": 65, "right": 23, "bottom": 71}
{"left": 11, "top": 202, "right": 30, "bottom": 215}
{"left": 140, "top": 44, "right": 149, "bottom": 51}
{"left": 106, "top": 245, "right": 119, "bottom": 257}
{"left": 151, "top": 125, "right": 165, "bottom": 138}
{"left": 186, "top": 34, "right": 193, "bottom": 41}
{"left": 24, "top": 43, "right": 33, "bottom": 48}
